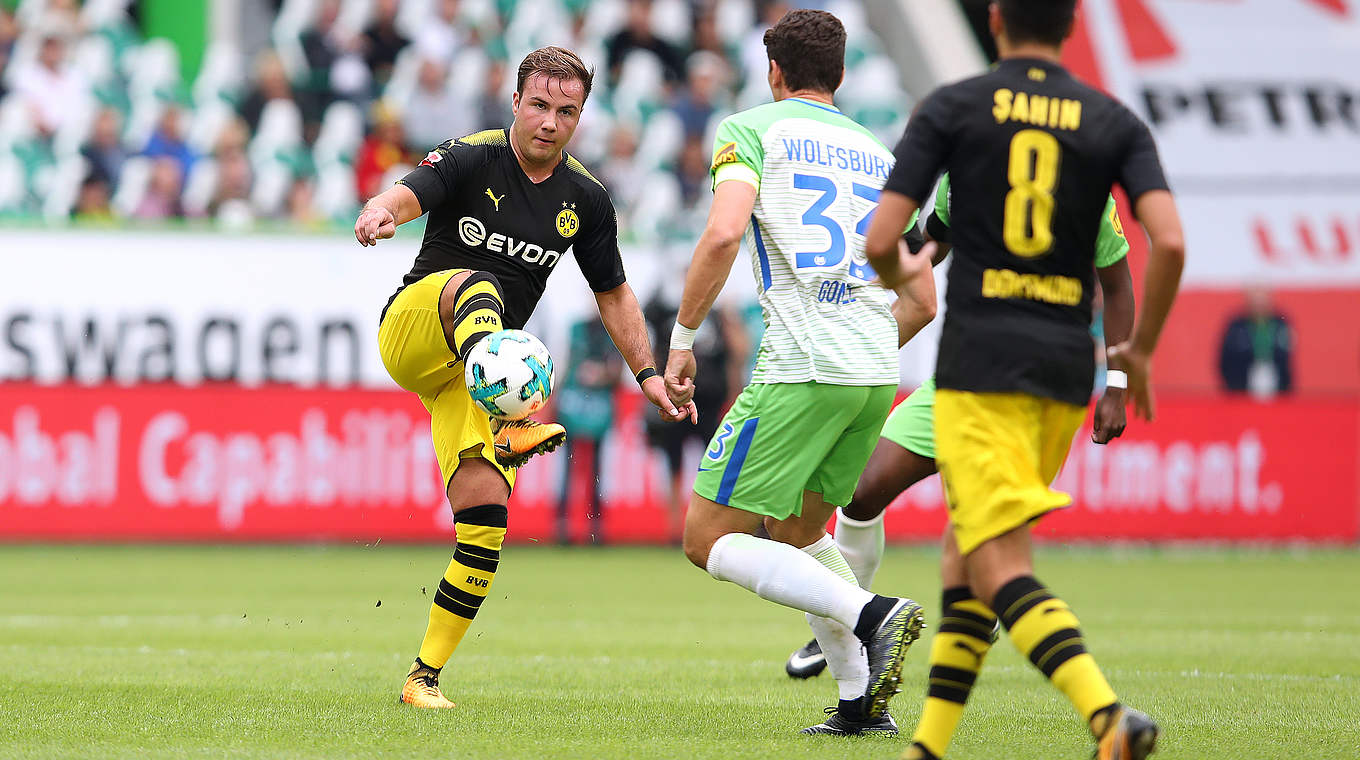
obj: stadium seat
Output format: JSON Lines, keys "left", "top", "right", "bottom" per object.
{"left": 121, "top": 96, "right": 165, "bottom": 152}
{"left": 314, "top": 161, "right": 358, "bottom": 219}
{"left": 41, "top": 154, "right": 90, "bottom": 221}
{"left": 192, "top": 43, "right": 245, "bottom": 108}
{"left": 110, "top": 155, "right": 150, "bottom": 217}
{"left": 272, "top": 0, "right": 317, "bottom": 82}
{"left": 0, "top": 94, "right": 36, "bottom": 153}
{"left": 251, "top": 160, "right": 294, "bottom": 216}
{"left": 186, "top": 99, "right": 237, "bottom": 156}
{"left": 125, "top": 38, "right": 181, "bottom": 103}
{"left": 72, "top": 35, "right": 116, "bottom": 87}
{"left": 181, "top": 157, "right": 219, "bottom": 217}
{"left": 650, "top": 0, "right": 692, "bottom": 48}
{"left": 249, "top": 100, "right": 304, "bottom": 168}
{"left": 0, "top": 154, "right": 27, "bottom": 212}
{"left": 312, "top": 100, "right": 365, "bottom": 169}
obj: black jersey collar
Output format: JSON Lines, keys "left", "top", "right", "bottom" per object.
{"left": 995, "top": 57, "right": 1071, "bottom": 79}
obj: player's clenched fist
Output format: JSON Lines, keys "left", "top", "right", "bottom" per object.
{"left": 354, "top": 204, "right": 397, "bottom": 246}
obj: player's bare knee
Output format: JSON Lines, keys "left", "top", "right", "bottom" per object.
{"left": 682, "top": 529, "right": 713, "bottom": 570}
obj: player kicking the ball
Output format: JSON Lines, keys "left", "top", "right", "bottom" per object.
{"left": 866, "top": 1, "right": 1184, "bottom": 757}
{"left": 665, "top": 10, "right": 936, "bottom": 736}
{"left": 355, "top": 46, "right": 690, "bottom": 709}
{"left": 785, "top": 174, "right": 1135, "bottom": 679}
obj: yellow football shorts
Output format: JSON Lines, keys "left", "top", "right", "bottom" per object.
{"left": 377, "top": 269, "right": 515, "bottom": 490}
{"left": 933, "top": 388, "right": 1086, "bottom": 555}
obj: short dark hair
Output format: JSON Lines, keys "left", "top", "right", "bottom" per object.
{"left": 998, "top": 0, "right": 1078, "bottom": 47}
{"left": 516, "top": 46, "right": 595, "bottom": 102}
{"left": 762, "top": 9, "right": 845, "bottom": 95}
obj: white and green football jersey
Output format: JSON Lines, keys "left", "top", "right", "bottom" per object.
{"left": 710, "top": 98, "right": 905, "bottom": 386}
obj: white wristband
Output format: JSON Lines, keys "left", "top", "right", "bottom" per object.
{"left": 1106, "top": 370, "right": 1128, "bottom": 390}
{"left": 670, "top": 322, "right": 698, "bottom": 351}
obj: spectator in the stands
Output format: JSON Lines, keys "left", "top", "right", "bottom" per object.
{"left": 286, "top": 177, "right": 323, "bottom": 227}
{"left": 73, "top": 174, "right": 113, "bottom": 222}
{"left": 475, "top": 58, "right": 512, "bottom": 132}
{"left": 606, "top": 0, "right": 686, "bottom": 86}
{"left": 354, "top": 100, "right": 411, "bottom": 201}
{"left": 14, "top": 29, "right": 90, "bottom": 138}
{"left": 205, "top": 124, "right": 253, "bottom": 221}
{"left": 81, "top": 108, "right": 128, "bottom": 186}
{"left": 690, "top": 8, "right": 726, "bottom": 59}
{"left": 415, "top": 0, "right": 466, "bottom": 63}
{"left": 301, "top": 0, "right": 345, "bottom": 76}
{"left": 134, "top": 156, "right": 186, "bottom": 220}
{"left": 402, "top": 57, "right": 467, "bottom": 152}
{"left": 598, "top": 122, "right": 646, "bottom": 219}
{"left": 0, "top": 9, "right": 17, "bottom": 99}
{"left": 361, "top": 0, "right": 409, "bottom": 89}
{"left": 141, "top": 105, "right": 195, "bottom": 185}
{"left": 239, "top": 50, "right": 295, "bottom": 133}
{"left": 673, "top": 135, "right": 710, "bottom": 209}
{"left": 1220, "top": 286, "right": 1294, "bottom": 398}
{"left": 741, "top": 0, "right": 789, "bottom": 80}
{"left": 671, "top": 50, "right": 727, "bottom": 138}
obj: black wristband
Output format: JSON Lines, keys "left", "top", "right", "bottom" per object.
{"left": 635, "top": 367, "right": 658, "bottom": 386}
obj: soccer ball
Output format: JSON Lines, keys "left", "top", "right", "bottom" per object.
{"left": 464, "top": 329, "right": 555, "bottom": 421}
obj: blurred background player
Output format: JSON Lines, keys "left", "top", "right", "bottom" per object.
{"left": 354, "top": 45, "right": 690, "bottom": 708}
{"left": 554, "top": 313, "right": 621, "bottom": 545}
{"left": 665, "top": 9, "right": 934, "bottom": 736}
{"left": 784, "top": 175, "right": 1135, "bottom": 678}
{"left": 866, "top": 1, "right": 1185, "bottom": 757}
{"left": 645, "top": 291, "right": 747, "bottom": 544}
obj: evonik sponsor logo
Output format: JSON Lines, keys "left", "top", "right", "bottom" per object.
{"left": 457, "top": 216, "right": 570, "bottom": 267}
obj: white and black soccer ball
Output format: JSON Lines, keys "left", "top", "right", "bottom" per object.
{"left": 464, "top": 329, "right": 555, "bottom": 421}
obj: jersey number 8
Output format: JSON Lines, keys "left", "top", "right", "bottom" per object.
{"left": 1003, "top": 129, "right": 1061, "bottom": 258}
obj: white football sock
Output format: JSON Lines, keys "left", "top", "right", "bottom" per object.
{"left": 834, "top": 508, "right": 886, "bottom": 591}
{"left": 801, "top": 534, "right": 870, "bottom": 701}
{"left": 706, "top": 532, "right": 874, "bottom": 630}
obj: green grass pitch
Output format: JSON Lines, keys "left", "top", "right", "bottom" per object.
{"left": 1, "top": 544, "right": 1357, "bottom": 759}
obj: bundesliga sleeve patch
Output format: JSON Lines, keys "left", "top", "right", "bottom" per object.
{"left": 420, "top": 150, "right": 443, "bottom": 167}
{"left": 711, "top": 141, "right": 740, "bottom": 172}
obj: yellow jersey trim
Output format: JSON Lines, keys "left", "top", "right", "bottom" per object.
{"left": 458, "top": 129, "right": 509, "bottom": 147}
{"left": 564, "top": 155, "right": 605, "bottom": 189}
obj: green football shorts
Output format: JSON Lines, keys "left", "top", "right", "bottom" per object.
{"left": 693, "top": 382, "right": 895, "bottom": 519}
{"left": 879, "top": 376, "right": 936, "bottom": 460}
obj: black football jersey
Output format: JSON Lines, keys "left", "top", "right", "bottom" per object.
{"left": 385, "top": 129, "right": 625, "bottom": 328}
{"left": 885, "top": 58, "right": 1168, "bottom": 405}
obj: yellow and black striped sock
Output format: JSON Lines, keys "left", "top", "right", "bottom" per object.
{"left": 417, "top": 504, "right": 507, "bottom": 670}
{"left": 906, "top": 586, "right": 998, "bottom": 760}
{"left": 448, "top": 271, "right": 505, "bottom": 361}
{"left": 993, "top": 575, "right": 1118, "bottom": 725}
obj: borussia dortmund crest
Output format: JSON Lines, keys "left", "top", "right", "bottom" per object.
{"left": 556, "top": 207, "right": 579, "bottom": 238}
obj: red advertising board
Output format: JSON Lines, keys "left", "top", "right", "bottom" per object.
{"left": 0, "top": 384, "right": 1356, "bottom": 543}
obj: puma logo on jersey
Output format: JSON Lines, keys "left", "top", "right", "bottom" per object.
{"left": 485, "top": 188, "right": 505, "bottom": 211}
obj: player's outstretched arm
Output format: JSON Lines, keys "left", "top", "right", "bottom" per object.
{"left": 891, "top": 248, "right": 938, "bottom": 348}
{"left": 1108, "top": 189, "right": 1186, "bottom": 421}
{"left": 595, "top": 282, "right": 692, "bottom": 423}
{"left": 1094, "top": 257, "right": 1134, "bottom": 443}
{"left": 666, "top": 180, "right": 755, "bottom": 410}
{"left": 354, "top": 184, "right": 423, "bottom": 246}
